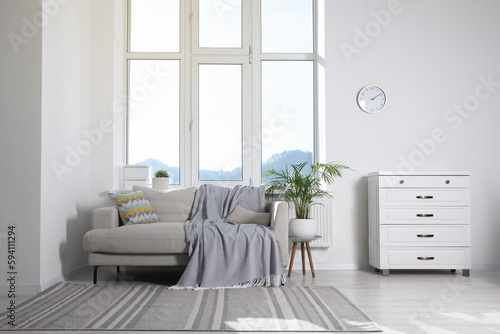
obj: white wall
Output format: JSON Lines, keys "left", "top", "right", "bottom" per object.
{"left": 0, "top": 0, "right": 43, "bottom": 293}
{"left": 40, "top": 0, "right": 91, "bottom": 290}
{"left": 316, "top": 0, "right": 500, "bottom": 269}
{"left": 0, "top": 0, "right": 117, "bottom": 292}
{"left": 88, "top": 0, "right": 118, "bottom": 208}
{"left": 40, "top": 0, "right": 117, "bottom": 289}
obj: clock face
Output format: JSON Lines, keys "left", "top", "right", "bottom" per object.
{"left": 357, "top": 86, "right": 386, "bottom": 113}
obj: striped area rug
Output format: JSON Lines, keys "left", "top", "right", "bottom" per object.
{"left": 0, "top": 282, "right": 381, "bottom": 332}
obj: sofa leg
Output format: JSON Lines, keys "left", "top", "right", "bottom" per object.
{"left": 93, "top": 266, "right": 99, "bottom": 284}
{"left": 117, "top": 266, "right": 120, "bottom": 273}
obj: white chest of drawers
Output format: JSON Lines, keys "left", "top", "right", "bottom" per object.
{"left": 368, "top": 171, "right": 471, "bottom": 276}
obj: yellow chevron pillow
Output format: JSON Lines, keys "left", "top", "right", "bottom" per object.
{"left": 109, "top": 191, "right": 159, "bottom": 225}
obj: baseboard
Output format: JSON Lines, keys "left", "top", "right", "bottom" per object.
{"left": 40, "top": 264, "right": 89, "bottom": 291}
{"left": 469, "top": 263, "right": 500, "bottom": 270}
{"left": 290, "top": 262, "right": 371, "bottom": 270}
{"left": 290, "top": 263, "right": 500, "bottom": 271}
{"left": 315, "top": 263, "right": 372, "bottom": 270}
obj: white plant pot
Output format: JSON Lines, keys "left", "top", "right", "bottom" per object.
{"left": 289, "top": 218, "right": 317, "bottom": 239}
{"left": 152, "top": 177, "right": 169, "bottom": 190}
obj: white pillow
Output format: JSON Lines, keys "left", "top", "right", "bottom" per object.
{"left": 132, "top": 186, "right": 197, "bottom": 222}
{"left": 224, "top": 205, "right": 271, "bottom": 226}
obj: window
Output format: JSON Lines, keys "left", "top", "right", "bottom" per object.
{"left": 128, "top": 59, "right": 180, "bottom": 183}
{"left": 129, "top": 0, "right": 180, "bottom": 52}
{"left": 198, "top": 64, "right": 243, "bottom": 181}
{"left": 261, "top": 61, "right": 314, "bottom": 182}
{"left": 126, "top": 0, "right": 318, "bottom": 187}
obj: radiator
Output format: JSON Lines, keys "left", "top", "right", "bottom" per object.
{"left": 288, "top": 198, "right": 334, "bottom": 248}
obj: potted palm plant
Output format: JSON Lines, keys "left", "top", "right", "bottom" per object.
{"left": 152, "top": 169, "right": 170, "bottom": 190}
{"left": 263, "top": 161, "right": 351, "bottom": 239}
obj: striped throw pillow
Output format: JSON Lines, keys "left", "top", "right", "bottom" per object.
{"left": 109, "top": 191, "right": 159, "bottom": 225}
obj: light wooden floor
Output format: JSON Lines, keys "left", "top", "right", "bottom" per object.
{"left": 2, "top": 267, "right": 500, "bottom": 333}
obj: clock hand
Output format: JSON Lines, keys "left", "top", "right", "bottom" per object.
{"left": 371, "top": 93, "right": 382, "bottom": 100}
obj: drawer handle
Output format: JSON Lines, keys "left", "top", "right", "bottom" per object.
{"left": 417, "top": 214, "right": 434, "bottom": 217}
{"left": 417, "top": 234, "right": 434, "bottom": 238}
{"left": 416, "top": 195, "right": 434, "bottom": 199}
{"left": 445, "top": 180, "right": 450, "bottom": 184}
{"left": 417, "top": 257, "right": 435, "bottom": 261}
{"left": 399, "top": 180, "right": 404, "bottom": 184}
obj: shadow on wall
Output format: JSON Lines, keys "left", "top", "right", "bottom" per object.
{"left": 315, "top": 173, "right": 371, "bottom": 267}
{"left": 60, "top": 205, "right": 91, "bottom": 280}
{"left": 353, "top": 176, "right": 369, "bottom": 263}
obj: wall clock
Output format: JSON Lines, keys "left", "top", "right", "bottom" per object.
{"left": 357, "top": 85, "right": 386, "bottom": 113}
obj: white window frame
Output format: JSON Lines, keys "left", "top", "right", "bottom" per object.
{"left": 124, "top": 0, "right": 320, "bottom": 188}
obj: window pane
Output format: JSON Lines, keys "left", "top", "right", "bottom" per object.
{"left": 128, "top": 60, "right": 180, "bottom": 184}
{"left": 261, "top": 0, "right": 313, "bottom": 53}
{"left": 130, "top": 0, "right": 180, "bottom": 52}
{"left": 199, "top": 64, "right": 242, "bottom": 180}
{"left": 199, "top": 0, "right": 242, "bottom": 48}
{"left": 261, "top": 61, "right": 314, "bottom": 182}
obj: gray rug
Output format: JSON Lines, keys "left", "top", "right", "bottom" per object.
{"left": 0, "top": 282, "right": 381, "bottom": 332}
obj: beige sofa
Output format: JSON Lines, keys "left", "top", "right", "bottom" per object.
{"left": 83, "top": 186, "right": 289, "bottom": 284}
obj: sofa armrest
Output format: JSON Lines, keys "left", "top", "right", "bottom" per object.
{"left": 269, "top": 201, "right": 289, "bottom": 267}
{"left": 92, "top": 206, "right": 120, "bottom": 230}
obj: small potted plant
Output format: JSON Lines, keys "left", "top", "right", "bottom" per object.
{"left": 263, "top": 161, "right": 351, "bottom": 239}
{"left": 152, "top": 169, "right": 170, "bottom": 190}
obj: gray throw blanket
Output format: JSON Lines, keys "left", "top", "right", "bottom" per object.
{"left": 170, "top": 184, "right": 286, "bottom": 290}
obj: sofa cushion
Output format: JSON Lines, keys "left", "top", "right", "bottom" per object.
{"left": 109, "top": 191, "right": 159, "bottom": 225}
{"left": 133, "top": 186, "right": 197, "bottom": 222}
{"left": 224, "top": 205, "right": 271, "bottom": 226}
{"left": 83, "top": 222, "right": 188, "bottom": 254}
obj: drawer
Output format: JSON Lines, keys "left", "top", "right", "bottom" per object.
{"left": 378, "top": 175, "right": 469, "bottom": 188}
{"left": 380, "top": 189, "right": 470, "bottom": 206}
{"left": 124, "top": 179, "right": 149, "bottom": 190}
{"left": 380, "top": 225, "right": 471, "bottom": 246}
{"left": 380, "top": 248, "right": 471, "bottom": 268}
{"left": 380, "top": 207, "right": 470, "bottom": 225}
{"left": 124, "top": 165, "right": 150, "bottom": 179}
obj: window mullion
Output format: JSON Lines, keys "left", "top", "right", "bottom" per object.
{"left": 126, "top": 52, "right": 182, "bottom": 60}
{"left": 181, "top": 0, "right": 191, "bottom": 187}
{"left": 126, "top": 0, "right": 132, "bottom": 52}
{"left": 190, "top": 58, "right": 200, "bottom": 187}
{"left": 242, "top": 60, "right": 253, "bottom": 185}
{"left": 259, "top": 54, "right": 316, "bottom": 61}
{"left": 250, "top": 58, "right": 262, "bottom": 185}
{"left": 251, "top": 0, "right": 262, "bottom": 185}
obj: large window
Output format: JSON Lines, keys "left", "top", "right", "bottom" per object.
{"left": 126, "top": 0, "right": 317, "bottom": 186}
